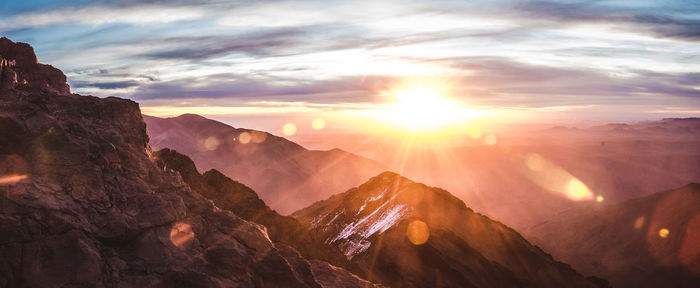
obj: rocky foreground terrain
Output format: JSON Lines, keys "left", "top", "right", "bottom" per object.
{"left": 153, "top": 148, "right": 354, "bottom": 271}
{"left": 0, "top": 37, "right": 380, "bottom": 288}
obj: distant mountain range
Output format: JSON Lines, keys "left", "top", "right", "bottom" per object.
{"left": 144, "top": 114, "right": 387, "bottom": 214}
{"left": 526, "top": 183, "right": 700, "bottom": 288}
{"left": 356, "top": 121, "right": 700, "bottom": 230}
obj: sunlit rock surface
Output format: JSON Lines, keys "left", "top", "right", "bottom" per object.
{"left": 526, "top": 183, "right": 700, "bottom": 288}
{"left": 294, "top": 171, "right": 610, "bottom": 288}
{"left": 0, "top": 37, "right": 359, "bottom": 288}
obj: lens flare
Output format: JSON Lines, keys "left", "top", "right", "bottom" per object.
{"left": 204, "top": 136, "right": 220, "bottom": 151}
{"left": 312, "top": 118, "right": 326, "bottom": 130}
{"left": 634, "top": 216, "right": 646, "bottom": 230}
{"left": 567, "top": 179, "right": 593, "bottom": 201}
{"left": 658, "top": 228, "right": 670, "bottom": 238}
{"left": 239, "top": 132, "right": 251, "bottom": 144}
{"left": 283, "top": 123, "right": 297, "bottom": 136}
{"left": 523, "top": 153, "right": 594, "bottom": 201}
{"left": 170, "top": 222, "right": 194, "bottom": 247}
{"left": 250, "top": 130, "right": 268, "bottom": 143}
{"left": 485, "top": 134, "right": 497, "bottom": 146}
{"left": 680, "top": 214, "right": 700, "bottom": 274}
{"left": 596, "top": 195, "right": 604, "bottom": 203}
{"left": 406, "top": 220, "right": 430, "bottom": 245}
{"left": 0, "top": 174, "right": 28, "bottom": 185}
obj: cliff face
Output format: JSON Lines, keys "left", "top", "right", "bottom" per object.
{"left": 0, "top": 37, "right": 70, "bottom": 95}
{"left": 0, "top": 37, "right": 359, "bottom": 288}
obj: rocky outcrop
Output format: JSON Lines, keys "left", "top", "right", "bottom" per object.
{"left": 0, "top": 37, "right": 360, "bottom": 287}
{"left": 294, "top": 172, "right": 610, "bottom": 288}
{"left": 0, "top": 37, "right": 70, "bottom": 95}
{"left": 153, "top": 148, "right": 355, "bottom": 271}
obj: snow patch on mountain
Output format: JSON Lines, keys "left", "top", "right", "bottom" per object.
{"left": 325, "top": 186, "right": 412, "bottom": 258}
{"left": 368, "top": 187, "right": 389, "bottom": 202}
{"left": 361, "top": 204, "right": 408, "bottom": 238}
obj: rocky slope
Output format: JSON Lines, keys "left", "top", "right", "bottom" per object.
{"left": 526, "top": 183, "right": 700, "bottom": 288}
{"left": 144, "top": 114, "right": 387, "bottom": 214}
{"left": 0, "top": 37, "right": 377, "bottom": 288}
{"left": 293, "top": 171, "right": 609, "bottom": 288}
{"left": 153, "top": 148, "right": 354, "bottom": 270}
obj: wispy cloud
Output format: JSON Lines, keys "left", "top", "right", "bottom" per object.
{"left": 0, "top": 5, "right": 205, "bottom": 30}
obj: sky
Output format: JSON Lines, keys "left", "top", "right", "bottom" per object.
{"left": 2, "top": 0, "right": 699, "bottom": 135}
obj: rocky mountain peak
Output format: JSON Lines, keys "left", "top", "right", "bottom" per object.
{"left": 294, "top": 171, "right": 609, "bottom": 287}
{"left": 0, "top": 37, "right": 70, "bottom": 95}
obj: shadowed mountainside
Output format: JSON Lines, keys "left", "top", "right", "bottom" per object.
{"left": 293, "top": 171, "right": 609, "bottom": 288}
{"left": 152, "top": 148, "right": 356, "bottom": 271}
{"left": 526, "top": 183, "right": 700, "bottom": 288}
{"left": 0, "top": 37, "right": 379, "bottom": 288}
{"left": 144, "top": 114, "right": 387, "bottom": 214}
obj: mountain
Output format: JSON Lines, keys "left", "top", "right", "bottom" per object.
{"left": 0, "top": 37, "right": 378, "bottom": 288}
{"left": 153, "top": 148, "right": 353, "bottom": 270}
{"left": 293, "top": 171, "right": 609, "bottom": 288}
{"left": 590, "top": 118, "right": 700, "bottom": 135}
{"left": 144, "top": 114, "right": 387, "bottom": 214}
{"left": 526, "top": 183, "right": 700, "bottom": 288}
{"left": 345, "top": 119, "right": 700, "bottom": 230}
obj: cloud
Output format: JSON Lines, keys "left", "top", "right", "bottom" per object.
{"left": 416, "top": 56, "right": 700, "bottom": 106}
{"left": 126, "top": 73, "right": 396, "bottom": 103}
{"left": 139, "top": 28, "right": 313, "bottom": 60}
{"left": 71, "top": 80, "right": 142, "bottom": 90}
{"left": 0, "top": 4, "right": 205, "bottom": 30}
{"left": 512, "top": 1, "right": 700, "bottom": 41}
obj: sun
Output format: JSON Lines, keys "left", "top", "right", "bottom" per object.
{"left": 385, "top": 84, "right": 463, "bottom": 131}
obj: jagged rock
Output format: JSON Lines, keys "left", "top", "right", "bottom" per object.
{"left": 153, "top": 148, "right": 365, "bottom": 279}
{"left": 0, "top": 38, "right": 326, "bottom": 287}
{"left": 0, "top": 37, "right": 70, "bottom": 95}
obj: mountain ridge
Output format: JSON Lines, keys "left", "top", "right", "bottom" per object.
{"left": 144, "top": 113, "right": 388, "bottom": 214}
{"left": 294, "top": 171, "right": 609, "bottom": 288}
{"left": 152, "top": 148, "right": 356, "bottom": 271}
